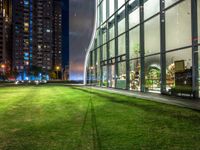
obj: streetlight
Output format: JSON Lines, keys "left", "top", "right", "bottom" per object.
{"left": 1, "top": 64, "right": 5, "bottom": 75}
{"left": 56, "top": 66, "right": 60, "bottom": 79}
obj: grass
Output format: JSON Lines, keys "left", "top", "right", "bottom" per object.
{"left": 0, "top": 84, "right": 200, "bottom": 150}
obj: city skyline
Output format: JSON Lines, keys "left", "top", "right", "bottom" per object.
{"left": 0, "top": 0, "right": 64, "bottom": 80}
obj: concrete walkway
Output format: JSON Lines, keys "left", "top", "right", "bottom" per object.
{"left": 85, "top": 86, "right": 200, "bottom": 111}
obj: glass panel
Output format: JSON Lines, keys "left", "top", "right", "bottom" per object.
{"left": 108, "top": 64, "right": 115, "bottom": 88}
{"left": 129, "top": 8, "right": 140, "bottom": 29}
{"left": 97, "top": 49, "right": 101, "bottom": 86}
{"left": 199, "top": 48, "right": 200, "bottom": 97}
{"left": 118, "top": 6, "right": 125, "bottom": 14}
{"left": 103, "top": 44, "right": 107, "bottom": 60}
{"left": 103, "top": 31, "right": 106, "bottom": 44}
{"left": 99, "top": 3, "right": 103, "bottom": 25}
{"left": 109, "top": 26, "right": 115, "bottom": 40}
{"left": 129, "top": 0, "right": 136, "bottom": 4}
{"left": 109, "top": 0, "right": 115, "bottom": 17}
{"left": 165, "top": 0, "right": 191, "bottom": 50}
{"left": 102, "top": 66, "right": 108, "bottom": 87}
{"left": 144, "top": 0, "right": 160, "bottom": 20}
{"left": 166, "top": 48, "right": 192, "bottom": 95}
{"left": 102, "top": 0, "right": 107, "bottom": 22}
{"left": 118, "top": 18, "right": 125, "bottom": 35}
{"left": 145, "top": 54, "right": 161, "bottom": 92}
{"left": 96, "top": 30, "right": 100, "bottom": 47}
{"left": 116, "top": 62, "right": 126, "bottom": 89}
{"left": 198, "top": 1, "right": 200, "bottom": 97}
{"left": 109, "top": 40, "right": 115, "bottom": 58}
{"left": 118, "top": 34, "right": 126, "bottom": 55}
{"left": 118, "top": 0, "right": 125, "bottom": 9}
{"left": 198, "top": 0, "right": 200, "bottom": 44}
{"left": 144, "top": 16, "right": 160, "bottom": 55}
{"left": 129, "top": 26, "right": 140, "bottom": 59}
{"left": 165, "top": 0, "right": 179, "bottom": 8}
{"left": 130, "top": 59, "right": 141, "bottom": 91}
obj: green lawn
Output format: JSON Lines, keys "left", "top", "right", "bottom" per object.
{"left": 0, "top": 84, "right": 200, "bottom": 150}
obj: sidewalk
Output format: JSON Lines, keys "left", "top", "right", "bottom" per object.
{"left": 86, "top": 86, "right": 200, "bottom": 111}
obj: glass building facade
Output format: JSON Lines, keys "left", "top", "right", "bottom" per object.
{"left": 86, "top": 0, "right": 200, "bottom": 98}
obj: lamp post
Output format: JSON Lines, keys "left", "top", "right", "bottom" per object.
{"left": 56, "top": 66, "right": 60, "bottom": 79}
{"left": 1, "top": 64, "right": 5, "bottom": 75}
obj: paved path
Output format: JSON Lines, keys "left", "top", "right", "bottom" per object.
{"left": 84, "top": 86, "right": 200, "bottom": 111}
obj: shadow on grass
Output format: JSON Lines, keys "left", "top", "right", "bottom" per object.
{"left": 69, "top": 86, "right": 200, "bottom": 125}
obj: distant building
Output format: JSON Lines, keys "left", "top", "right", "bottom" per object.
{"left": 0, "top": 0, "right": 12, "bottom": 66}
{"left": 10, "top": 0, "right": 63, "bottom": 79}
{"left": 12, "top": 0, "right": 33, "bottom": 73}
{"left": 53, "top": 0, "right": 62, "bottom": 70}
{"left": 33, "top": 0, "right": 53, "bottom": 72}
{"left": 0, "top": 0, "right": 4, "bottom": 63}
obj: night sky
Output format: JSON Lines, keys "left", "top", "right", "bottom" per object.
{"left": 62, "top": 0, "right": 95, "bottom": 80}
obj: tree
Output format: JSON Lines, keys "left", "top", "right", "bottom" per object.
{"left": 50, "top": 71, "right": 57, "bottom": 79}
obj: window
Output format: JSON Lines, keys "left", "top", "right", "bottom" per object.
{"left": 166, "top": 48, "right": 192, "bottom": 93}
{"left": 109, "top": 26, "right": 115, "bottom": 40}
{"left": 116, "top": 62, "right": 126, "bottom": 89}
{"left": 102, "top": 0, "right": 107, "bottom": 22}
{"left": 129, "top": 8, "right": 140, "bottom": 29}
{"left": 129, "top": 26, "right": 140, "bottom": 59}
{"left": 144, "top": 16, "right": 160, "bottom": 55}
{"left": 144, "top": 0, "right": 160, "bottom": 20}
{"left": 130, "top": 59, "right": 141, "bottom": 91}
{"left": 165, "top": 0, "right": 191, "bottom": 50}
{"left": 109, "top": 40, "right": 115, "bottom": 58}
{"left": 109, "top": 0, "right": 115, "bottom": 16}
{"left": 165, "top": 0, "right": 179, "bottom": 8}
{"left": 118, "top": 0, "right": 125, "bottom": 9}
{"left": 118, "top": 18, "right": 125, "bottom": 35}
{"left": 103, "top": 44, "right": 107, "bottom": 60}
{"left": 145, "top": 54, "right": 161, "bottom": 92}
{"left": 102, "top": 66, "right": 108, "bottom": 86}
{"left": 198, "top": 0, "right": 200, "bottom": 44}
{"left": 118, "top": 34, "right": 126, "bottom": 55}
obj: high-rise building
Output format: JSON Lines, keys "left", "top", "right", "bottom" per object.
{"left": 12, "top": 0, "right": 33, "bottom": 73}
{"left": 0, "top": 0, "right": 4, "bottom": 63}
{"left": 0, "top": 0, "right": 12, "bottom": 66}
{"left": 12, "top": 0, "right": 62, "bottom": 78}
{"left": 53, "top": 0, "right": 62, "bottom": 70}
{"left": 33, "top": 0, "right": 53, "bottom": 72}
